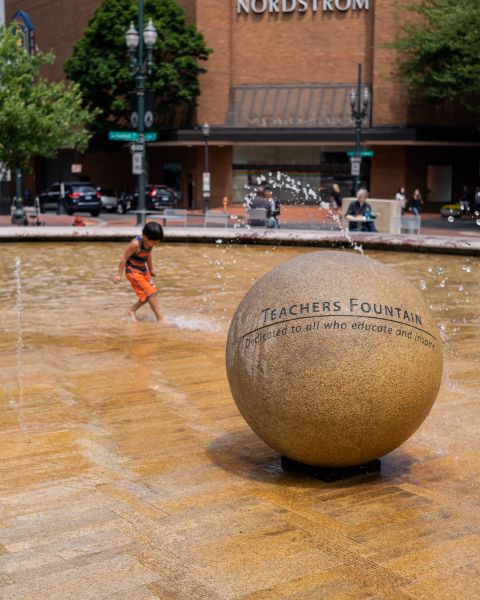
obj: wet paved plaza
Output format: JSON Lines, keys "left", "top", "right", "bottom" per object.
{"left": 0, "top": 243, "right": 479, "bottom": 599}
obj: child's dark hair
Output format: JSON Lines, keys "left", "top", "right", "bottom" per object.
{"left": 142, "top": 222, "right": 164, "bottom": 241}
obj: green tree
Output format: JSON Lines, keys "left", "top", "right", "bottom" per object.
{"left": 0, "top": 27, "right": 94, "bottom": 171}
{"left": 388, "top": 0, "right": 480, "bottom": 110}
{"left": 64, "top": 0, "right": 211, "bottom": 141}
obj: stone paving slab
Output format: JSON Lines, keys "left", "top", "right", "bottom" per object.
{"left": 0, "top": 225, "right": 478, "bottom": 256}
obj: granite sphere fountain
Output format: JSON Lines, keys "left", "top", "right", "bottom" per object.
{"left": 226, "top": 251, "right": 443, "bottom": 468}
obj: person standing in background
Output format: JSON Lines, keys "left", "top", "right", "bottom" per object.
{"left": 459, "top": 185, "right": 471, "bottom": 213}
{"left": 409, "top": 189, "right": 423, "bottom": 215}
{"left": 395, "top": 187, "right": 407, "bottom": 214}
{"left": 474, "top": 186, "right": 480, "bottom": 214}
{"left": 263, "top": 187, "right": 280, "bottom": 228}
{"left": 330, "top": 183, "right": 343, "bottom": 210}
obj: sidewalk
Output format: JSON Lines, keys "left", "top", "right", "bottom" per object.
{"left": 0, "top": 223, "right": 478, "bottom": 257}
{"left": 1, "top": 206, "right": 478, "bottom": 238}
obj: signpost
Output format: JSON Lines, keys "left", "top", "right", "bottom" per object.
{"left": 132, "top": 152, "right": 143, "bottom": 175}
{"left": 350, "top": 156, "right": 361, "bottom": 177}
{"left": 130, "top": 142, "right": 143, "bottom": 154}
{"left": 71, "top": 164, "right": 82, "bottom": 174}
{"left": 202, "top": 172, "right": 211, "bottom": 198}
{"left": 108, "top": 131, "right": 157, "bottom": 142}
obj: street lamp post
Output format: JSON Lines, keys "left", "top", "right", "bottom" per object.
{"left": 11, "top": 11, "right": 36, "bottom": 217}
{"left": 202, "top": 122, "right": 210, "bottom": 212}
{"left": 125, "top": 2, "right": 157, "bottom": 227}
{"left": 349, "top": 63, "right": 370, "bottom": 194}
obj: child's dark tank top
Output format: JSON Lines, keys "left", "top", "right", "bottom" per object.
{"left": 126, "top": 235, "right": 152, "bottom": 273}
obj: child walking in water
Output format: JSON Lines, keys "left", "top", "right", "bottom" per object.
{"left": 113, "top": 222, "right": 164, "bottom": 322}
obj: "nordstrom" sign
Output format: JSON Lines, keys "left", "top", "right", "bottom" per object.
{"left": 237, "top": 0, "right": 370, "bottom": 14}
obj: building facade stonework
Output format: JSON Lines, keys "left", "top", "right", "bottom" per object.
{"left": 5, "top": 0, "right": 480, "bottom": 209}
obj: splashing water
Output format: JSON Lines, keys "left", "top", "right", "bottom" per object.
{"left": 244, "top": 170, "right": 364, "bottom": 255}
{"left": 13, "top": 257, "right": 29, "bottom": 441}
{"left": 165, "top": 313, "right": 222, "bottom": 333}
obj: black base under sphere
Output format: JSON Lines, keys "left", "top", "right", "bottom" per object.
{"left": 280, "top": 456, "right": 381, "bottom": 482}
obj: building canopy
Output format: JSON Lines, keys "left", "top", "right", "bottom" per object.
{"left": 225, "top": 84, "right": 371, "bottom": 129}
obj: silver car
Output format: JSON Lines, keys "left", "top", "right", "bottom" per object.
{"left": 97, "top": 187, "right": 118, "bottom": 212}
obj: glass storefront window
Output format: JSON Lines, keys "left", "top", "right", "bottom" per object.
{"left": 232, "top": 146, "right": 370, "bottom": 204}
{"left": 163, "top": 162, "right": 182, "bottom": 201}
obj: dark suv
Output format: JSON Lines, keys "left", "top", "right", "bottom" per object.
{"left": 117, "top": 185, "right": 177, "bottom": 213}
{"left": 146, "top": 185, "right": 177, "bottom": 210}
{"left": 38, "top": 182, "right": 102, "bottom": 216}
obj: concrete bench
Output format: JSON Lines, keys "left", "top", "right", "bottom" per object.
{"left": 149, "top": 209, "right": 188, "bottom": 227}
{"left": 247, "top": 208, "right": 267, "bottom": 227}
{"left": 399, "top": 215, "right": 421, "bottom": 234}
{"left": 203, "top": 211, "right": 229, "bottom": 228}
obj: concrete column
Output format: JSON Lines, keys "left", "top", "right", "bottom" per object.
{"left": 370, "top": 146, "right": 407, "bottom": 198}
{"left": 195, "top": 145, "right": 232, "bottom": 209}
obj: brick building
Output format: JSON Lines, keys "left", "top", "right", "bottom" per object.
{"left": 5, "top": 0, "right": 480, "bottom": 208}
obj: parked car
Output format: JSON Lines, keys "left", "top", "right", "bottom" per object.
{"left": 117, "top": 185, "right": 177, "bottom": 213}
{"left": 145, "top": 185, "right": 177, "bottom": 210}
{"left": 97, "top": 187, "right": 118, "bottom": 212}
{"left": 117, "top": 190, "right": 137, "bottom": 214}
{"left": 38, "top": 182, "right": 102, "bottom": 216}
{"left": 440, "top": 203, "right": 464, "bottom": 219}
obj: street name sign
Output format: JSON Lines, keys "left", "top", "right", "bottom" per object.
{"left": 109, "top": 131, "right": 137, "bottom": 142}
{"left": 346, "top": 149, "right": 375, "bottom": 158}
{"left": 109, "top": 131, "right": 158, "bottom": 142}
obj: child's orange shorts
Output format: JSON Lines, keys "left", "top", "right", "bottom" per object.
{"left": 126, "top": 269, "right": 157, "bottom": 303}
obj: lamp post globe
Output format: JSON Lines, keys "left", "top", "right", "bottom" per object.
{"left": 125, "top": 22, "right": 139, "bottom": 50}
{"left": 349, "top": 89, "right": 356, "bottom": 111}
{"left": 362, "top": 86, "right": 370, "bottom": 110}
{"left": 143, "top": 19, "right": 157, "bottom": 48}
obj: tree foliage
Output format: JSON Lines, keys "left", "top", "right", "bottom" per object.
{"left": 64, "top": 0, "right": 211, "bottom": 139}
{"left": 0, "top": 28, "right": 94, "bottom": 171}
{"left": 388, "top": 0, "right": 480, "bottom": 109}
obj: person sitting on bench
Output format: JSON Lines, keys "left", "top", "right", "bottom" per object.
{"left": 345, "top": 188, "right": 377, "bottom": 232}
